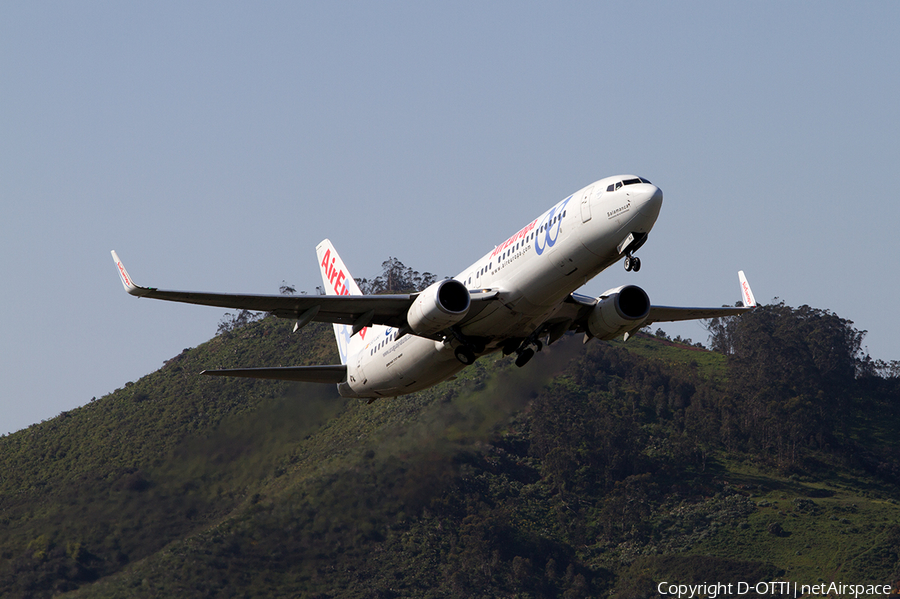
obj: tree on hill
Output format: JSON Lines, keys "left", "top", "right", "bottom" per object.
{"left": 713, "top": 302, "right": 868, "bottom": 466}
{"left": 216, "top": 309, "right": 264, "bottom": 336}
{"left": 703, "top": 303, "right": 744, "bottom": 355}
{"left": 355, "top": 257, "right": 437, "bottom": 294}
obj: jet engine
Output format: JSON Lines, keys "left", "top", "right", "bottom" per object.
{"left": 407, "top": 279, "right": 471, "bottom": 336}
{"left": 586, "top": 285, "right": 650, "bottom": 340}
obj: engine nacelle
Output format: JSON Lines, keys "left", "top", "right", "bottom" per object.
{"left": 587, "top": 285, "right": 651, "bottom": 340}
{"left": 407, "top": 279, "right": 471, "bottom": 337}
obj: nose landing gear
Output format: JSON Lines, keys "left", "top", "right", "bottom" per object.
{"left": 623, "top": 253, "right": 641, "bottom": 272}
{"left": 619, "top": 232, "right": 648, "bottom": 272}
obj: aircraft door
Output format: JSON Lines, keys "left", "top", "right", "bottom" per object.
{"left": 580, "top": 186, "right": 594, "bottom": 223}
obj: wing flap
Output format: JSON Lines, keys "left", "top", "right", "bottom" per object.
{"left": 201, "top": 365, "right": 347, "bottom": 383}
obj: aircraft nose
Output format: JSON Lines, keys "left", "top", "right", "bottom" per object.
{"left": 639, "top": 185, "right": 663, "bottom": 219}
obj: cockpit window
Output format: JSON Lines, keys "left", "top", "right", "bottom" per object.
{"left": 609, "top": 177, "right": 652, "bottom": 191}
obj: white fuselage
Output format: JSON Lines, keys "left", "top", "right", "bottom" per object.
{"left": 339, "top": 175, "right": 663, "bottom": 398}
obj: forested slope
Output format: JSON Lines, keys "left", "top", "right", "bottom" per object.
{"left": 1, "top": 303, "right": 898, "bottom": 598}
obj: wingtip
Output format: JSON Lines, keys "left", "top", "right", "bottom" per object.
{"left": 111, "top": 250, "right": 148, "bottom": 296}
{"left": 738, "top": 270, "right": 757, "bottom": 308}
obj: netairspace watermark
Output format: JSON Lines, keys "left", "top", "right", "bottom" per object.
{"left": 657, "top": 581, "right": 894, "bottom": 599}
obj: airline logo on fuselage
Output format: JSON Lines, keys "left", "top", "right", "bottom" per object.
{"left": 491, "top": 220, "right": 538, "bottom": 259}
{"left": 534, "top": 195, "right": 572, "bottom": 256}
{"left": 488, "top": 195, "right": 573, "bottom": 260}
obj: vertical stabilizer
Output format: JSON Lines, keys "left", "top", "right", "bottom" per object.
{"left": 315, "top": 240, "right": 365, "bottom": 365}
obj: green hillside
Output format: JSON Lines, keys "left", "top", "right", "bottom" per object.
{"left": 1, "top": 307, "right": 898, "bottom": 598}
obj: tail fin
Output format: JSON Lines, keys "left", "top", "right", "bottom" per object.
{"left": 315, "top": 239, "right": 365, "bottom": 365}
{"left": 738, "top": 270, "right": 757, "bottom": 308}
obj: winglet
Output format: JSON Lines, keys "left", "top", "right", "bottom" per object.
{"left": 738, "top": 270, "right": 757, "bottom": 308}
{"left": 111, "top": 251, "right": 152, "bottom": 297}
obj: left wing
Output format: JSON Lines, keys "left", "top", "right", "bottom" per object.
{"left": 112, "top": 250, "right": 414, "bottom": 328}
{"left": 111, "top": 251, "right": 498, "bottom": 334}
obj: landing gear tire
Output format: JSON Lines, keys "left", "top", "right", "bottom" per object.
{"left": 515, "top": 347, "right": 535, "bottom": 368}
{"left": 624, "top": 255, "right": 641, "bottom": 272}
{"left": 455, "top": 347, "right": 476, "bottom": 365}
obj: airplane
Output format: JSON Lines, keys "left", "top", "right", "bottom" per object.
{"left": 112, "top": 174, "right": 757, "bottom": 400}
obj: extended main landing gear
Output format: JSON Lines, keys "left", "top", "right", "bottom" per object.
{"left": 450, "top": 327, "right": 486, "bottom": 366}
{"left": 509, "top": 335, "right": 544, "bottom": 368}
{"left": 454, "top": 346, "right": 476, "bottom": 365}
{"left": 623, "top": 253, "right": 641, "bottom": 272}
{"left": 451, "top": 328, "right": 546, "bottom": 369}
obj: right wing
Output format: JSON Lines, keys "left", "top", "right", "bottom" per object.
{"left": 643, "top": 270, "right": 757, "bottom": 324}
{"left": 555, "top": 271, "right": 757, "bottom": 342}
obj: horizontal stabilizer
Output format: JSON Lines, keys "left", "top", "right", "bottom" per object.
{"left": 200, "top": 365, "right": 347, "bottom": 384}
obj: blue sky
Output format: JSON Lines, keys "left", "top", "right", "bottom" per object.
{"left": 2, "top": 2, "right": 898, "bottom": 435}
